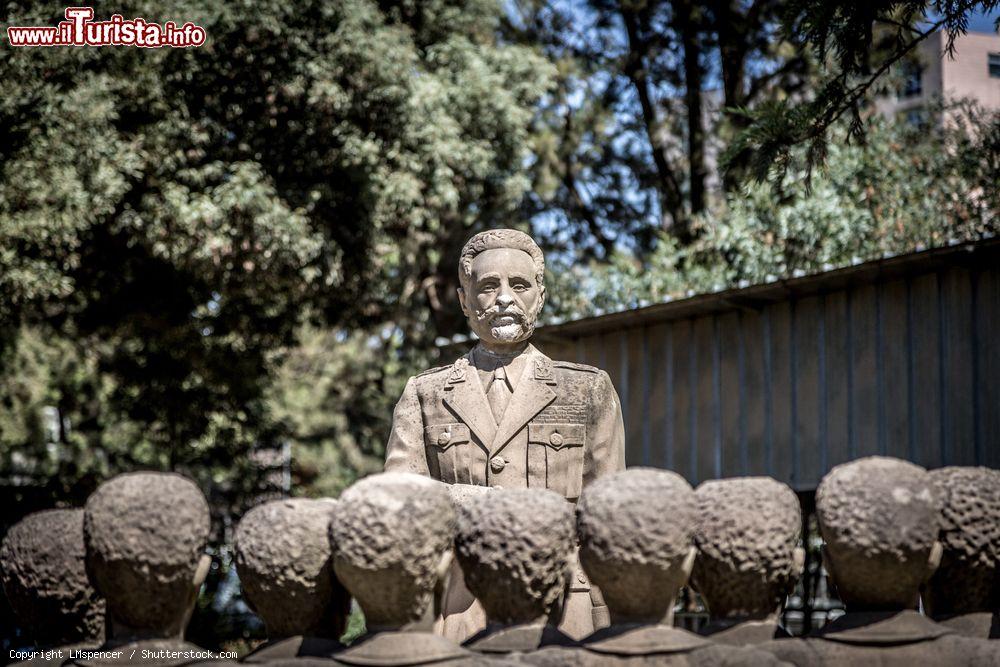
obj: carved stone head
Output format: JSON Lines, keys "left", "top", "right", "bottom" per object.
{"left": 328, "top": 472, "right": 455, "bottom": 629}
{"left": 454, "top": 488, "right": 574, "bottom": 625}
{"left": 0, "top": 509, "right": 105, "bottom": 647}
{"left": 926, "top": 466, "right": 1000, "bottom": 616}
{"left": 83, "top": 472, "right": 211, "bottom": 638}
{"left": 692, "top": 477, "right": 804, "bottom": 620}
{"left": 235, "top": 498, "right": 349, "bottom": 639}
{"left": 816, "top": 456, "right": 941, "bottom": 610}
{"left": 456, "top": 229, "right": 546, "bottom": 348}
{"left": 576, "top": 468, "right": 696, "bottom": 623}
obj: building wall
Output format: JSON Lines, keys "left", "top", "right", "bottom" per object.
{"left": 941, "top": 31, "right": 1000, "bottom": 109}
{"left": 535, "top": 246, "right": 1000, "bottom": 490}
{"left": 876, "top": 30, "right": 1000, "bottom": 120}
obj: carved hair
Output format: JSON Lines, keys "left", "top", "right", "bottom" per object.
{"left": 458, "top": 229, "right": 545, "bottom": 288}
{"left": 692, "top": 477, "right": 801, "bottom": 618}
{"left": 455, "top": 489, "right": 574, "bottom": 624}
{"left": 1, "top": 509, "right": 105, "bottom": 647}
{"left": 816, "top": 456, "right": 940, "bottom": 608}
{"left": 577, "top": 468, "right": 695, "bottom": 618}
{"left": 329, "top": 473, "right": 455, "bottom": 627}
{"left": 84, "top": 472, "right": 210, "bottom": 631}
{"left": 236, "top": 498, "right": 349, "bottom": 639}
{"left": 927, "top": 466, "right": 1000, "bottom": 615}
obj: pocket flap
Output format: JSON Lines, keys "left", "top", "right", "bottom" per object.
{"left": 528, "top": 423, "right": 585, "bottom": 449}
{"left": 424, "top": 423, "right": 471, "bottom": 450}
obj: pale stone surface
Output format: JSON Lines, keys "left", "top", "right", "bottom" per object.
{"left": 437, "top": 486, "right": 494, "bottom": 643}
{"left": 761, "top": 610, "right": 1000, "bottom": 666}
{"left": 560, "top": 468, "right": 787, "bottom": 666}
{"left": 79, "top": 471, "right": 213, "bottom": 666}
{"left": 692, "top": 477, "right": 802, "bottom": 642}
{"left": 456, "top": 489, "right": 575, "bottom": 654}
{"left": 456, "top": 489, "right": 573, "bottom": 625}
{"left": 0, "top": 508, "right": 105, "bottom": 648}
{"left": 383, "top": 229, "right": 624, "bottom": 638}
{"left": 576, "top": 468, "right": 694, "bottom": 621}
{"left": 761, "top": 457, "right": 1000, "bottom": 666}
{"left": 926, "top": 466, "right": 1000, "bottom": 637}
{"left": 816, "top": 456, "right": 940, "bottom": 609}
{"left": 384, "top": 229, "right": 625, "bottom": 500}
{"left": 235, "top": 497, "right": 350, "bottom": 661}
{"left": 329, "top": 473, "right": 455, "bottom": 629}
{"left": 328, "top": 472, "right": 475, "bottom": 666}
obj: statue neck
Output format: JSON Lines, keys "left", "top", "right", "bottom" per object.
{"left": 476, "top": 340, "right": 530, "bottom": 359}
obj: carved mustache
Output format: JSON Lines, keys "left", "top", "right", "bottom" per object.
{"left": 476, "top": 305, "right": 526, "bottom": 324}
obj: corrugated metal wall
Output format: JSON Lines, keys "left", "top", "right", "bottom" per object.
{"left": 537, "top": 258, "right": 1000, "bottom": 490}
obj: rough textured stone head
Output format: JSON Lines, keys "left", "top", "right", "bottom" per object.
{"left": 576, "top": 468, "right": 696, "bottom": 620}
{"left": 1, "top": 509, "right": 105, "bottom": 647}
{"left": 816, "top": 456, "right": 940, "bottom": 609}
{"left": 454, "top": 489, "right": 574, "bottom": 624}
{"left": 926, "top": 466, "right": 1000, "bottom": 615}
{"left": 235, "top": 498, "right": 349, "bottom": 639}
{"left": 692, "top": 477, "right": 802, "bottom": 619}
{"left": 84, "top": 472, "right": 210, "bottom": 632}
{"left": 458, "top": 229, "right": 545, "bottom": 289}
{"left": 329, "top": 472, "right": 455, "bottom": 628}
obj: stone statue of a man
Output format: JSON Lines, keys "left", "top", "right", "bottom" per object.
{"left": 383, "top": 228, "right": 626, "bottom": 639}
{"left": 384, "top": 228, "right": 625, "bottom": 500}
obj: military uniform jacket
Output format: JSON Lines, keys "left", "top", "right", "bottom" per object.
{"left": 384, "top": 344, "right": 626, "bottom": 501}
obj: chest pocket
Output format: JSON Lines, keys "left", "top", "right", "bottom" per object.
{"left": 424, "top": 423, "right": 472, "bottom": 484}
{"left": 528, "top": 423, "right": 586, "bottom": 500}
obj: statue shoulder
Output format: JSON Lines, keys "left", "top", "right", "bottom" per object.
{"left": 552, "top": 360, "right": 601, "bottom": 374}
{"left": 415, "top": 363, "right": 452, "bottom": 378}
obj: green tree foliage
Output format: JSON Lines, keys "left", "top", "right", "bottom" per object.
{"left": 509, "top": 0, "right": 813, "bottom": 252}
{"left": 730, "top": 0, "right": 1000, "bottom": 182}
{"left": 0, "top": 0, "right": 552, "bottom": 509}
{"left": 546, "top": 106, "right": 999, "bottom": 318}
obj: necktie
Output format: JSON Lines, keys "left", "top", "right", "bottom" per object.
{"left": 488, "top": 364, "right": 512, "bottom": 424}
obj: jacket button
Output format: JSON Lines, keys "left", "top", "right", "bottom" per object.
{"left": 490, "top": 456, "right": 506, "bottom": 473}
{"left": 549, "top": 432, "right": 563, "bottom": 446}
{"left": 437, "top": 431, "right": 451, "bottom": 446}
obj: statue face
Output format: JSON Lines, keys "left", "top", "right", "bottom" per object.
{"left": 459, "top": 248, "right": 544, "bottom": 346}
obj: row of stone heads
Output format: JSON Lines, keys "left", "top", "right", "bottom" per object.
{"left": 1, "top": 456, "right": 998, "bottom": 665}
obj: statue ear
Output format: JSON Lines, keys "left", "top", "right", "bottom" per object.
{"left": 925, "top": 541, "right": 943, "bottom": 582}
{"left": 792, "top": 546, "right": 806, "bottom": 578}
{"left": 679, "top": 545, "right": 697, "bottom": 586}
{"left": 457, "top": 287, "right": 470, "bottom": 317}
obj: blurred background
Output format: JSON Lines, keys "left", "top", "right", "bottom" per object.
{"left": 1, "top": 0, "right": 998, "bottom": 653}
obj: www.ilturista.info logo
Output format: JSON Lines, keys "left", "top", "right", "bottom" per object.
{"left": 7, "top": 7, "right": 206, "bottom": 47}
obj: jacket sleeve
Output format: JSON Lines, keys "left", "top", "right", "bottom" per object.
{"left": 383, "top": 377, "right": 430, "bottom": 475}
{"left": 583, "top": 370, "right": 626, "bottom": 486}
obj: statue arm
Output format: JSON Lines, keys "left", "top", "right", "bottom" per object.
{"left": 383, "top": 377, "right": 430, "bottom": 475}
{"left": 584, "top": 370, "right": 626, "bottom": 486}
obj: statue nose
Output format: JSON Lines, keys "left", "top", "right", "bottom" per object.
{"left": 496, "top": 293, "right": 514, "bottom": 307}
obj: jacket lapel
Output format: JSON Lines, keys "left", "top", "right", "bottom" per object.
{"left": 490, "top": 350, "right": 556, "bottom": 456}
{"left": 441, "top": 352, "right": 497, "bottom": 447}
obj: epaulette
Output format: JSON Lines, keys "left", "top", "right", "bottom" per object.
{"left": 552, "top": 360, "right": 599, "bottom": 373}
{"left": 416, "top": 364, "right": 451, "bottom": 378}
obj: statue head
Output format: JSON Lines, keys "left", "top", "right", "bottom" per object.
{"left": 83, "top": 472, "right": 211, "bottom": 640}
{"left": 576, "top": 468, "right": 696, "bottom": 624}
{"left": 454, "top": 489, "right": 574, "bottom": 626}
{"left": 328, "top": 472, "right": 455, "bottom": 630}
{"left": 457, "top": 229, "right": 545, "bottom": 350}
{"left": 691, "top": 477, "right": 804, "bottom": 621}
{"left": 235, "top": 498, "right": 350, "bottom": 640}
{"left": 816, "top": 456, "right": 942, "bottom": 611}
{"left": 1, "top": 509, "right": 105, "bottom": 648}
{"left": 925, "top": 466, "right": 1000, "bottom": 617}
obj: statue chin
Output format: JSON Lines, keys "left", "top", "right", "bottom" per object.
{"left": 489, "top": 323, "right": 530, "bottom": 342}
